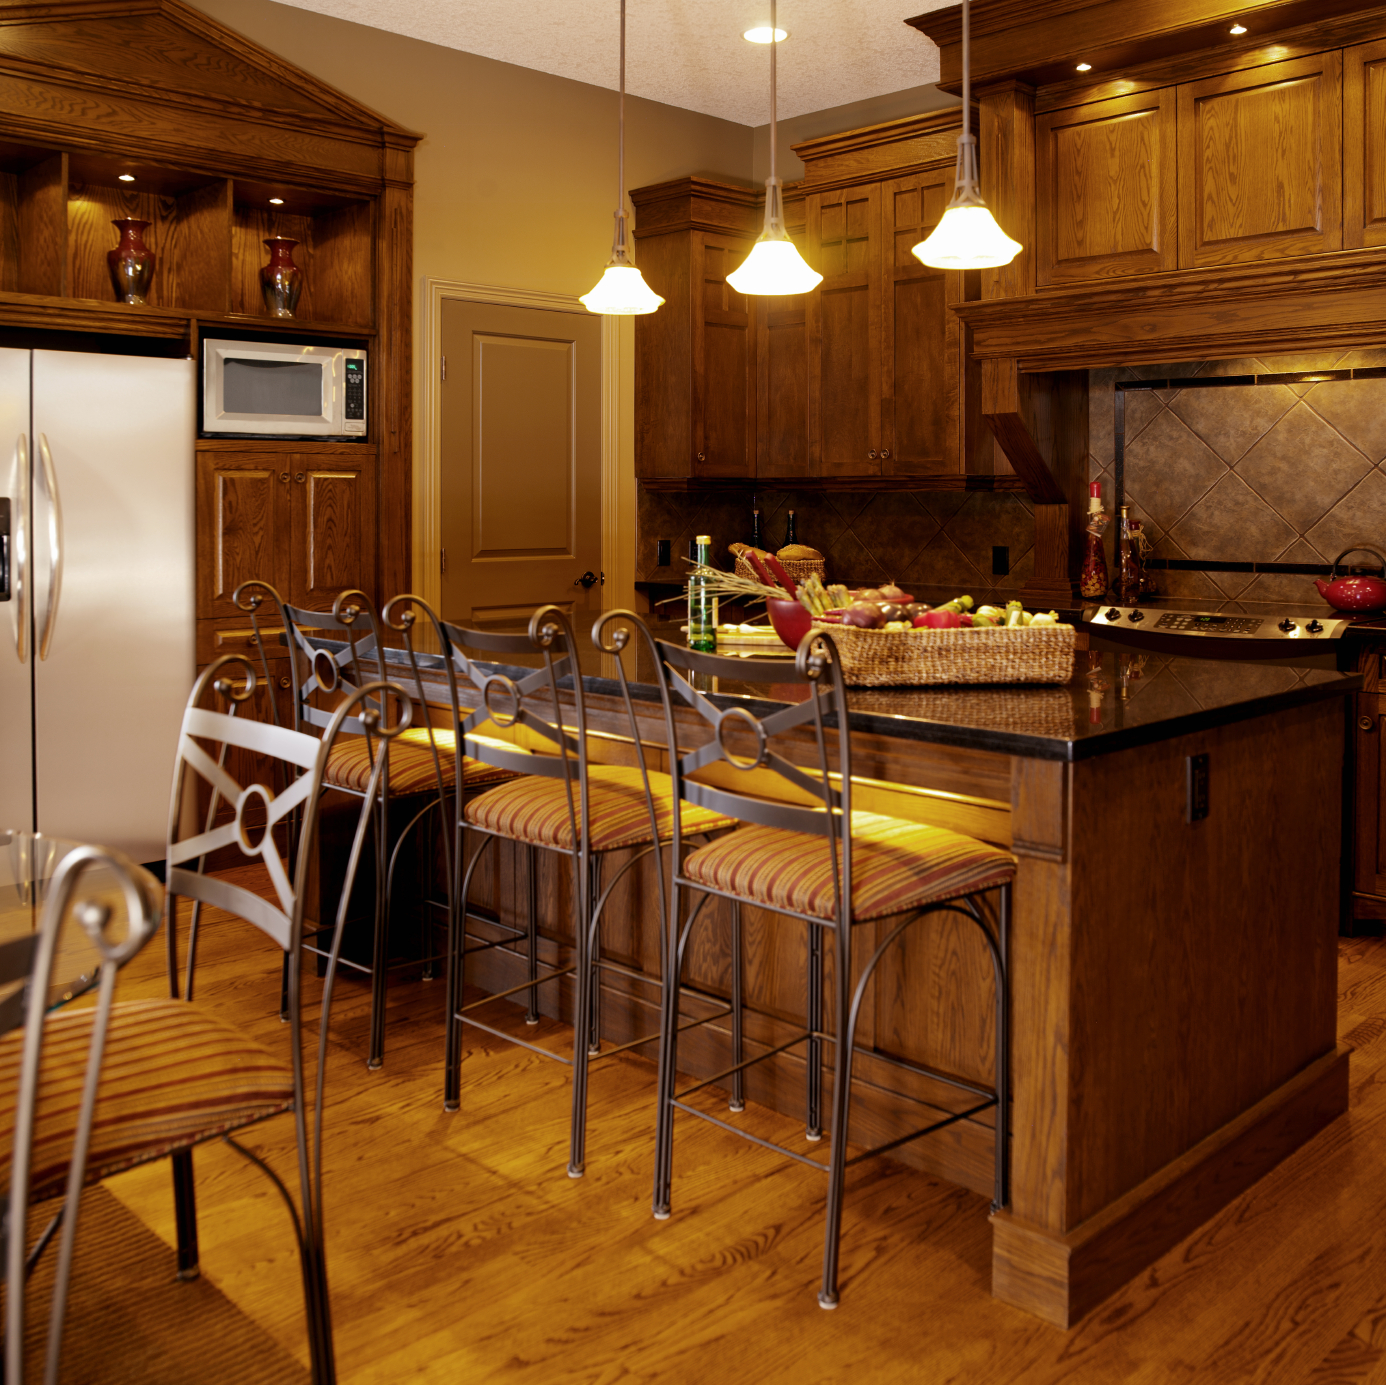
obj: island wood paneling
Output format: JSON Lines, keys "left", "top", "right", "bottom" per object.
{"left": 1177, "top": 51, "right": 1343, "bottom": 267}
{"left": 1344, "top": 37, "right": 1386, "bottom": 248}
{"left": 1035, "top": 87, "right": 1177, "bottom": 284}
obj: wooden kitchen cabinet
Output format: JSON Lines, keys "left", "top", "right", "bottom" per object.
{"left": 756, "top": 194, "right": 811, "bottom": 478}
{"left": 1177, "top": 52, "right": 1343, "bottom": 268}
{"left": 1344, "top": 39, "right": 1386, "bottom": 249}
{"left": 630, "top": 179, "right": 760, "bottom": 479}
{"left": 1034, "top": 88, "right": 1177, "bottom": 285}
{"left": 197, "top": 445, "right": 376, "bottom": 619}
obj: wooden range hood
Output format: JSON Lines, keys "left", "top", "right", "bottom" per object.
{"left": 907, "top": 0, "right": 1386, "bottom": 599}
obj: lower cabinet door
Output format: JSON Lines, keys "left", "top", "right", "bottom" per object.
{"left": 290, "top": 453, "right": 376, "bottom": 610}
{"left": 1354, "top": 691, "right": 1386, "bottom": 900}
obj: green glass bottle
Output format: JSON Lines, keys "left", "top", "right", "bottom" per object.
{"left": 687, "top": 533, "right": 717, "bottom": 652}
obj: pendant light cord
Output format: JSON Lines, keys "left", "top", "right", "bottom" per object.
{"left": 619, "top": 0, "right": 625, "bottom": 215}
{"left": 769, "top": 0, "right": 777, "bottom": 186}
{"left": 961, "top": 0, "right": 969, "bottom": 146}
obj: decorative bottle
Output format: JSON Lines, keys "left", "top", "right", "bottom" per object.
{"left": 1080, "top": 481, "right": 1110, "bottom": 599}
{"left": 1116, "top": 506, "right": 1143, "bottom": 603}
{"left": 751, "top": 506, "right": 763, "bottom": 550}
{"left": 687, "top": 534, "right": 717, "bottom": 652}
{"left": 783, "top": 509, "right": 798, "bottom": 549}
{"left": 260, "top": 236, "right": 304, "bottom": 318}
{"left": 107, "top": 219, "right": 155, "bottom": 305}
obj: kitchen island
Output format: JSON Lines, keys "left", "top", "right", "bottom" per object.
{"left": 380, "top": 625, "right": 1359, "bottom": 1327}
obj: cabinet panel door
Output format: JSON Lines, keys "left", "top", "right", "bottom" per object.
{"left": 693, "top": 234, "right": 755, "bottom": 477}
{"left": 291, "top": 455, "right": 374, "bottom": 610}
{"left": 756, "top": 197, "right": 810, "bottom": 477}
{"left": 1354, "top": 692, "right": 1386, "bottom": 898}
{"left": 808, "top": 184, "right": 881, "bottom": 476}
{"left": 1345, "top": 39, "right": 1386, "bottom": 249}
{"left": 1177, "top": 52, "right": 1342, "bottom": 267}
{"left": 880, "top": 170, "right": 958, "bottom": 476}
{"left": 1036, "top": 88, "right": 1176, "bottom": 284}
{"left": 196, "top": 451, "right": 290, "bottom": 618}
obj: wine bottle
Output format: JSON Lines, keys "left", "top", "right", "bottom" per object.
{"left": 751, "top": 506, "right": 762, "bottom": 549}
{"left": 783, "top": 509, "right": 798, "bottom": 548}
{"left": 1116, "top": 506, "right": 1141, "bottom": 604}
{"left": 687, "top": 534, "right": 717, "bottom": 652}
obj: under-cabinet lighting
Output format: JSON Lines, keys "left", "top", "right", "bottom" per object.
{"left": 269, "top": 197, "right": 284, "bottom": 205}
{"left": 1076, "top": 62, "right": 1092, "bottom": 71}
{"left": 118, "top": 174, "right": 135, "bottom": 182}
{"left": 1229, "top": 23, "right": 1247, "bottom": 34}
{"left": 743, "top": 27, "right": 788, "bottom": 43}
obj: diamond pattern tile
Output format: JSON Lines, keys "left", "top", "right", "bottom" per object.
{"left": 1307, "top": 470, "right": 1386, "bottom": 566}
{"left": 1170, "top": 383, "right": 1295, "bottom": 463}
{"left": 1304, "top": 378, "right": 1386, "bottom": 463}
{"left": 1124, "top": 410, "right": 1226, "bottom": 534}
{"left": 1167, "top": 473, "right": 1296, "bottom": 562}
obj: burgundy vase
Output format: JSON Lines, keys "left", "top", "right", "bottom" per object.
{"left": 260, "top": 236, "right": 303, "bottom": 318}
{"left": 106, "top": 218, "right": 155, "bottom": 305}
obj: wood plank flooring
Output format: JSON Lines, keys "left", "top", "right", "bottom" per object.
{"left": 97, "top": 882, "right": 1386, "bottom": 1384}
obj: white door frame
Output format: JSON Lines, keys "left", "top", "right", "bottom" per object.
{"left": 417, "top": 276, "right": 623, "bottom": 618}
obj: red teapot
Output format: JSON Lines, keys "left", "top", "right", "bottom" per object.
{"left": 1314, "top": 547, "right": 1386, "bottom": 612}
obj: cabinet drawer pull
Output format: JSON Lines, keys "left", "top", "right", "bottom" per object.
{"left": 867, "top": 449, "right": 878, "bottom": 460}
{"left": 280, "top": 472, "right": 290, "bottom": 483}
{"left": 880, "top": 448, "right": 891, "bottom": 459}
{"left": 1360, "top": 715, "right": 1376, "bottom": 732}
{"left": 295, "top": 472, "right": 306, "bottom": 483}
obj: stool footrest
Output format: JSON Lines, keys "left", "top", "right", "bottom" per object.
{"left": 457, "top": 1012, "right": 574, "bottom": 1065}
{"left": 459, "top": 964, "right": 575, "bottom": 1012}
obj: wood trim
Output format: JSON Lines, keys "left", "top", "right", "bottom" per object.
{"left": 417, "top": 277, "right": 620, "bottom": 616}
{"left": 991, "top": 1043, "right": 1352, "bottom": 1326}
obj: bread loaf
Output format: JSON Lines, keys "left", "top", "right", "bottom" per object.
{"left": 777, "top": 543, "right": 823, "bottom": 562}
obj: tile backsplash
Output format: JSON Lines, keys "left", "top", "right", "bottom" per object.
{"left": 1091, "top": 348, "right": 1386, "bottom": 603}
{"left": 637, "top": 485, "right": 1036, "bottom": 596}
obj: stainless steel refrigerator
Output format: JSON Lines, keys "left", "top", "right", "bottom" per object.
{"left": 1, "top": 348, "right": 194, "bottom": 862}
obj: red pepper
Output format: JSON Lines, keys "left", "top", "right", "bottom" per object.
{"left": 763, "top": 553, "right": 799, "bottom": 597}
{"left": 746, "top": 550, "right": 795, "bottom": 597}
{"left": 918, "top": 610, "right": 962, "bottom": 629}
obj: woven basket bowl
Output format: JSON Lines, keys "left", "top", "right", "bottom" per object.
{"left": 810, "top": 621, "right": 1076, "bottom": 687}
{"left": 735, "top": 553, "right": 826, "bottom": 587}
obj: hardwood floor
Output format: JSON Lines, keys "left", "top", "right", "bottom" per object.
{"left": 99, "top": 882, "right": 1386, "bottom": 1383}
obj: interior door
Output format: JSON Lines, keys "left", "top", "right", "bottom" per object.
{"left": 440, "top": 299, "right": 602, "bottom": 626}
{"left": 31, "top": 350, "right": 194, "bottom": 861}
{"left": 0, "top": 348, "right": 32, "bottom": 832}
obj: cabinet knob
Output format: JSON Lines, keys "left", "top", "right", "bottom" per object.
{"left": 280, "top": 472, "right": 290, "bottom": 483}
{"left": 696, "top": 452, "right": 706, "bottom": 463}
{"left": 295, "top": 472, "right": 306, "bottom": 483}
{"left": 867, "top": 449, "right": 878, "bottom": 460}
{"left": 880, "top": 448, "right": 891, "bottom": 459}
{"left": 1360, "top": 715, "right": 1376, "bottom": 733}
{"left": 280, "top": 676, "right": 291, "bottom": 690}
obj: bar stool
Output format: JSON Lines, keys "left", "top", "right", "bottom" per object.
{"left": 644, "top": 627, "right": 1017, "bottom": 1307}
{"left": 234, "top": 581, "right": 518, "bottom": 1070}
{"left": 393, "top": 600, "right": 737, "bottom": 1177}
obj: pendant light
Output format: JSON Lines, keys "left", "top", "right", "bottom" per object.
{"left": 912, "top": 0, "right": 1022, "bottom": 270}
{"left": 726, "top": 0, "right": 822, "bottom": 296}
{"left": 581, "top": 0, "right": 664, "bottom": 315}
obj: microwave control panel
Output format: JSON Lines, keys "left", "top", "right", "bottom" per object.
{"left": 344, "top": 358, "right": 366, "bottom": 428}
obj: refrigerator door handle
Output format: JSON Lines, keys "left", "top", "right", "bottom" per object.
{"left": 8, "top": 432, "right": 28, "bottom": 664}
{"left": 36, "top": 433, "right": 62, "bottom": 661}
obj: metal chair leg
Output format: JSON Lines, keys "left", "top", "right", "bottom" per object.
{"left": 652, "top": 884, "right": 684, "bottom": 1218}
{"left": 568, "top": 852, "right": 592, "bottom": 1178}
{"left": 992, "top": 883, "right": 1011, "bottom": 1213}
{"left": 806, "top": 922, "right": 824, "bottom": 1141}
{"left": 367, "top": 793, "right": 388, "bottom": 1071}
{"left": 818, "top": 917, "right": 856, "bottom": 1310}
{"left": 730, "top": 898, "right": 745, "bottom": 1112}
{"left": 524, "top": 844, "right": 540, "bottom": 1024}
{"left": 445, "top": 826, "right": 489, "bottom": 1111}
{"left": 171, "top": 1148, "right": 200, "bottom": 1282}
{"left": 587, "top": 854, "right": 603, "bottom": 1057}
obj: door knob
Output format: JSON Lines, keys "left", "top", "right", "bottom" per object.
{"left": 575, "top": 570, "right": 603, "bottom": 589}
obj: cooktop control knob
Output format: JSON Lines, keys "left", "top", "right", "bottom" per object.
{"left": 1307, "top": 619, "right": 1324, "bottom": 634}
{"left": 1278, "top": 618, "right": 1296, "bottom": 632}
{"left": 1128, "top": 610, "right": 1145, "bottom": 623}
{"left": 1104, "top": 608, "right": 1121, "bottom": 621}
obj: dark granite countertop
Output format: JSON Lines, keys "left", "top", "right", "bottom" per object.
{"left": 365, "top": 618, "right": 1361, "bottom": 764}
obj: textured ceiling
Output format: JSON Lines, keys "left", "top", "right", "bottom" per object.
{"left": 268, "top": 0, "right": 952, "bottom": 126}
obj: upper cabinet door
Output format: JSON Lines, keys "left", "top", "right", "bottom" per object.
{"left": 807, "top": 183, "right": 881, "bottom": 476}
{"left": 756, "top": 195, "right": 811, "bottom": 479}
{"left": 693, "top": 232, "right": 756, "bottom": 478}
{"left": 1344, "top": 39, "right": 1386, "bottom": 249}
{"left": 880, "top": 169, "right": 960, "bottom": 475}
{"left": 1177, "top": 52, "right": 1343, "bottom": 268}
{"left": 1035, "top": 89, "right": 1177, "bottom": 285}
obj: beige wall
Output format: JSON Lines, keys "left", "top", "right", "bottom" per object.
{"left": 188, "top": 0, "right": 754, "bottom": 608}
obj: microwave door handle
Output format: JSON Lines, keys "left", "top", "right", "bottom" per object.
{"left": 8, "top": 433, "right": 28, "bottom": 664}
{"left": 36, "top": 433, "right": 62, "bottom": 661}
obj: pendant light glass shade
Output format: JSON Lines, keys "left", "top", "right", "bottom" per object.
{"left": 727, "top": 0, "right": 822, "bottom": 297}
{"left": 583, "top": 1, "right": 663, "bottom": 316}
{"left": 911, "top": 0, "right": 1022, "bottom": 271}
{"left": 727, "top": 180, "right": 822, "bottom": 296}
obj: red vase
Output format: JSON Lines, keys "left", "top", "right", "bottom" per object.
{"left": 260, "top": 237, "right": 303, "bottom": 318}
{"left": 107, "top": 219, "right": 155, "bottom": 305}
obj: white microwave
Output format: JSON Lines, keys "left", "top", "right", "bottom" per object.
{"left": 201, "top": 338, "right": 366, "bottom": 439}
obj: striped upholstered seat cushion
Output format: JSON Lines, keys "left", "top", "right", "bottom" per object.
{"left": 681, "top": 812, "right": 1016, "bottom": 922}
{"left": 0, "top": 998, "right": 295, "bottom": 1203}
{"left": 325, "top": 727, "right": 520, "bottom": 796}
{"left": 463, "top": 764, "right": 736, "bottom": 852}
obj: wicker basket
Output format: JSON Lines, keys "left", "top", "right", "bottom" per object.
{"left": 811, "top": 621, "right": 1076, "bottom": 687}
{"left": 735, "top": 552, "right": 826, "bottom": 587}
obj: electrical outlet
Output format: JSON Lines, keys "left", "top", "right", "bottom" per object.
{"left": 657, "top": 539, "right": 671, "bottom": 567}
{"left": 992, "top": 545, "right": 1010, "bottom": 576}
{"left": 1187, "top": 753, "right": 1209, "bottom": 822}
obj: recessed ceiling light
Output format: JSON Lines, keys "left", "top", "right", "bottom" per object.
{"left": 1229, "top": 23, "right": 1247, "bottom": 34}
{"left": 743, "top": 26, "right": 788, "bottom": 43}
{"left": 269, "top": 197, "right": 284, "bottom": 205}
{"left": 118, "top": 173, "right": 135, "bottom": 182}
{"left": 1076, "top": 62, "right": 1092, "bottom": 71}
